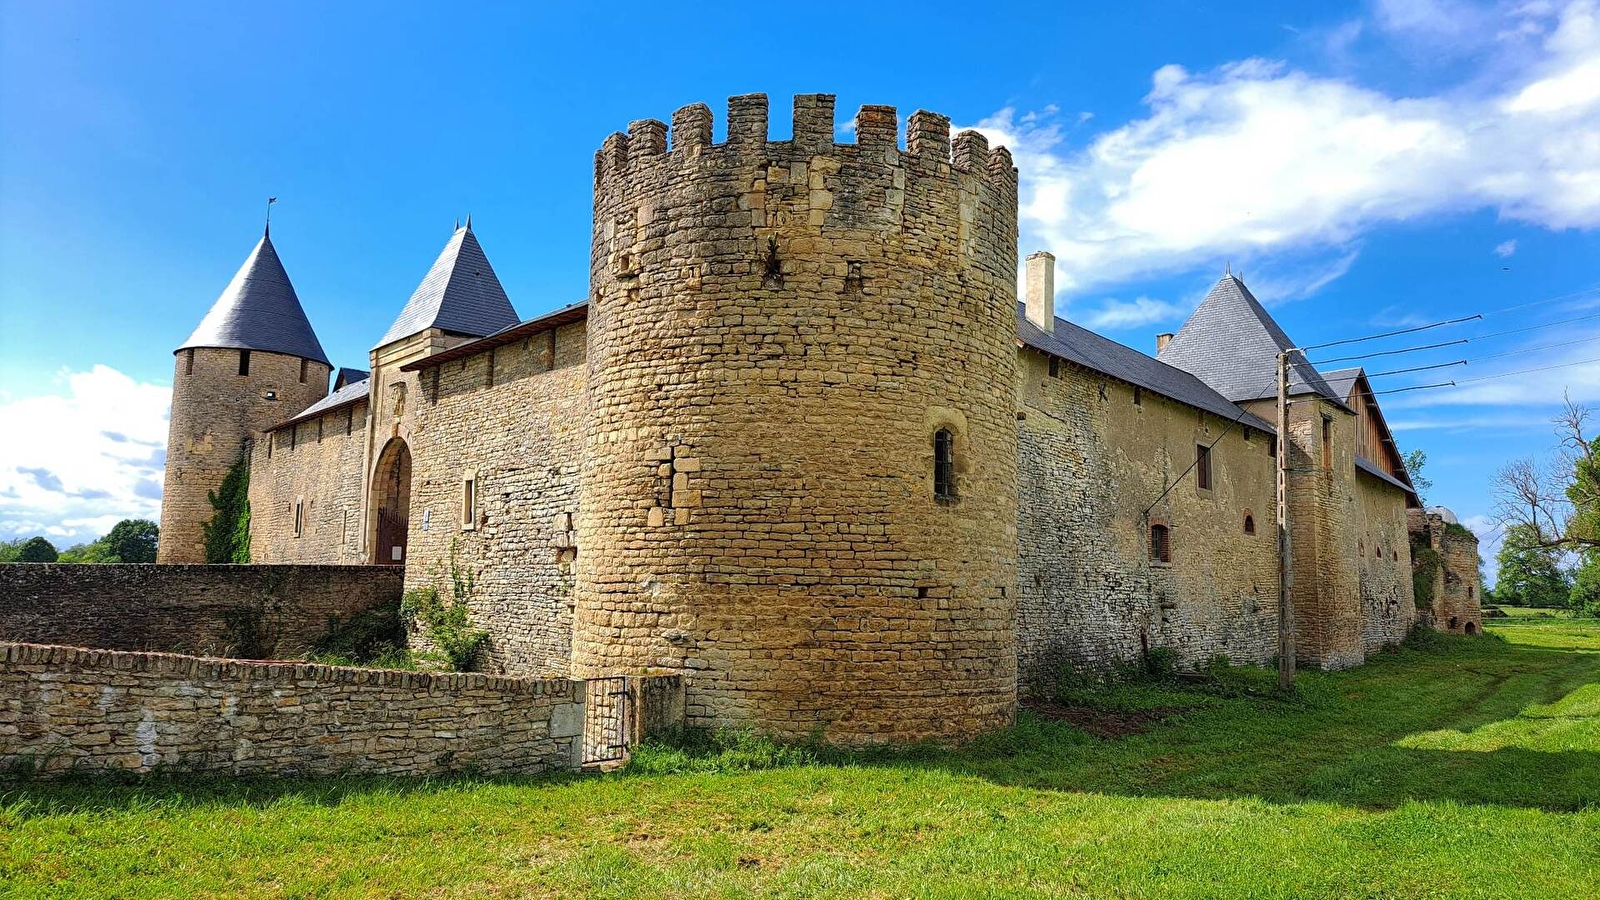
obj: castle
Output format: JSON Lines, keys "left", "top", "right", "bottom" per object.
{"left": 157, "top": 93, "right": 1480, "bottom": 744}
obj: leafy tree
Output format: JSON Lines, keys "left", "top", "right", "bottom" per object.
{"left": 1404, "top": 449, "right": 1432, "bottom": 507}
{"left": 203, "top": 453, "right": 251, "bottom": 563}
{"left": 16, "top": 536, "right": 59, "bottom": 563}
{"left": 1571, "top": 552, "right": 1600, "bottom": 617}
{"left": 1494, "top": 396, "right": 1600, "bottom": 551}
{"left": 1494, "top": 524, "right": 1570, "bottom": 608}
{"left": 102, "top": 518, "right": 159, "bottom": 563}
{"left": 0, "top": 538, "right": 24, "bottom": 563}
{"left": 56, "top": 541, "right": 111, "bottom": 564}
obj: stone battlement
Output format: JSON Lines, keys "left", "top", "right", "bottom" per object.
{"left": 595, "top": 92, "right": 1017, "bottom": 186}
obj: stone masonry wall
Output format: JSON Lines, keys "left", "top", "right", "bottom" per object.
{"left": 160, "top": 347, "right": 330, "bottom": 563}
{"left": 0, "top": 642, "right": 585, "bottom": 777}
{"left": 1351, "top": 469, "right": 1416, "bottom": 653}
{"left": 575, "top": 94, "right": 1021, "bottom": 744}
{"left": 0, "top": 564, "right": 401, "bottom": 658}
{"left": 1408, "top": 510, "right": 1482, "bottom": 634}
{"left": 1016, "top": 349, "right": 1280, "bottom": 686}
{"left": 249, "top": 399, "right": 370, "bottom": 564}
{"left": 401, "top": 320, "right": 588, "bottom": 677}
{"left": 1242, "top": 396, "right": 1414, "bottom": 669}
{"left": 1438, "top": 524, "right": 1482, "bottom": 633}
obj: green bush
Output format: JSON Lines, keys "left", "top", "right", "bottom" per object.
{"left": 401, "top": 584, "right": 488, "bottom": 672}
{"left": 310, "top": 598, "right": 409, "bottom": 667}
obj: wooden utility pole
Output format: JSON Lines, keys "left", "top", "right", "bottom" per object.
{"left": 1277, "top": 350, "right": 1296, "bottom": 689}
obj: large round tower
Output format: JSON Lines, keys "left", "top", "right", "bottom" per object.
{"left": 573, "top": 93, "right": 1020, "bottom": 743}
{"left": 158, "top": 230, "right": 331, "bottom": 563}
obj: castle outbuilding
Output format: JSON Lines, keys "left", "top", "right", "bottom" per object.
{"left": 164, "top": 93, "right": 1447, "bottom": 743}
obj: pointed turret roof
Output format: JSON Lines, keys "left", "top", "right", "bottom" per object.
{"left": 376, "top": 223, "right": 519, "bottom": 349}
{"left": 178, "top": 231, "right": 330, "bottom": 366}
{"left": 1157, "top": 274, "right": 1344, "bottom": 406}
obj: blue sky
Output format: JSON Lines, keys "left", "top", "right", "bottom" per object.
{"left": 1, "top": 0, "right": 1598, "bottom": 564}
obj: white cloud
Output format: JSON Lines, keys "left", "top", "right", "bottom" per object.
{"left": 965, "top": 0, "right": 1600, "bottom": 297}
{"left": 0, "top": 366, "right": 170, "bottom": 547}
{"left": 1494, "top": 238, "right": 1519, "bottom": 257}
{"left": 1082, "top": 296, "right": 1190, "bottom": 330}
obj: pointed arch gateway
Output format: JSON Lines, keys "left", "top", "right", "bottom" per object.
{"left": 371, "top": 437, "right": 413, "bottom": 566}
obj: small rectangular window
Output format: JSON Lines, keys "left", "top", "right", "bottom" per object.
{"left": 293, "top": 499, "right": 304, "bottom": 538}
{"left": 933, "top": 429, "right": 957, "bottom": 502}
{"left": 1269, "top": 436, "right": 1278, "bottom": 458}
{"left": 1149, "top": 524, "right": 1171, "bottom": 564}
{"left": 238, "top": 350, "right": 251, "bottom": 376}
{"left": 299, "top": 358, "right": 309, "bottom": 384}
{"left": 462, "top": 474, "right": 477, "bottom": 530}
{"left": 1196, "top": 443, "right": 1212, "bottom": 491}
{"left": 1133, "top": 386, "right": 1142, "bottom": 406}
{"left": 184, "top": 349, "right": 195, "bottom": 375}
{"left": 1322, "top": 416, "right": 1333, "bottom": 469}
{"left": 289, "top": 424, "right": 297, "bottom": 451}
{"left": 1048, "top": 357, "right": 1061, "bottom": 379}
{"left": 346, "top": 407, "right": 354, "bottom": 436}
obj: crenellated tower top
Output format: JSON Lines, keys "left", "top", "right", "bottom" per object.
{"left": 591, "top": 93, "right": 1017, "bottom": 285}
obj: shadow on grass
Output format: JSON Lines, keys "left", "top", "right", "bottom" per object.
{"left": 5, "top": 631, "right": 1597, "bottom": 821}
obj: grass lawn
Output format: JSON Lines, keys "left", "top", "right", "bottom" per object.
{"left": 3, "top": 623, "right": 1597, "bottom": 899}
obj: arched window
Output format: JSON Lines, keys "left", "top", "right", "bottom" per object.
{"left": 1149, "top": 524, "right": 1171, "bottom": 564}
{"left": 1243, "top": 513, "right": 1256, "bottom": 535}
{"left": 933, "top": 429, "right": 957, "bottom": 501}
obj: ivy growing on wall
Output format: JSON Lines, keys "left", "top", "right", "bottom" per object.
{"left": 401, "top": 541, "right": 488, "bottom": 671}
{"left": 204, "top": 452, "right": 252, "bottom": 564}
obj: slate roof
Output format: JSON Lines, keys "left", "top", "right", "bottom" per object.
{"left": 1157, "top": 274, "right": 1346, "bottom": 408}
{"left": 1017, "top": 306, "right": 1276, "bottom": 436}
{"left": 270, "top": 374, "right": 370, "bottom": 432}
{"left": 178, "top": 232, "right": 330, "bottom": 366}
{"left": 334, "top": 367, "right": 369, "bottom": 390}
{"left": 377, "top": 224, "right": 519, "bottom": 348}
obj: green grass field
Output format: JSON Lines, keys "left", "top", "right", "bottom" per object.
{"left": 3, "top": 621, "right": 1597, "bottom": 899}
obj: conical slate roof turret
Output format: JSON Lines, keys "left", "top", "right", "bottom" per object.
{"left": 1157, "top": 273, "right": 1344, "bottom": 405}
{"left": 178, "top": 231, "right": 330, "bottom": 366}
{"left": 376, "top": 222, "right": 519, "bottom": 348}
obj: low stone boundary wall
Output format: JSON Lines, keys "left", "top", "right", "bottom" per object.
{"left": 0, "top": 642, "right": 686, "bottom": 778}
{"left": 0, "top": 564, "right": 402, "bottom": 658}
{"left": 0, "top": 642, "right": 586, "bottom": 777}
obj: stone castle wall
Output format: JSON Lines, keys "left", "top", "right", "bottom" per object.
{"left": 400, "top": 320, "right": 588, "bottom": 677}
{"left": 0, "top": 564, "right": 400, "bottom": 658}
{"left": 160, "top": 347, "right": 329, "bottom": 563}
{"left": 1438, "top": 522, "right": 1483, "bottom": 633}
{"left": 573, "top": 94, "right": 1021, "bottom": 743}
{"left": 1408, "top": 510, "right": 1482, "bottom": 634}
{"left": 1350, "top": 469, "right": 1416, "bottom": 652}
{"left": 248, "top": 399, "right": 370, "bottom": 564}
{"left": 1244, "top": 397, "right": 1415, "bottom": 670}
{"left": 0, "top": 642, "right": 585, "bottom": 777}
{"left": 1016, "top": 349, "right": 1280, "bottom": 685}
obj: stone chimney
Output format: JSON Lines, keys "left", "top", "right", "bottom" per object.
{"left": 1025, "top": 251, "right": 1055, "bottom": 334}
{"left": 1156, "top": 332, "right": 1174, "bottom": 354}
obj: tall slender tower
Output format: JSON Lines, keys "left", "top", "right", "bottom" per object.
{"left": 158, "top": 228, "right": 331, "bottom": 562}
{"left": 574, "top": 94, "right": 1020, "bottom": 743}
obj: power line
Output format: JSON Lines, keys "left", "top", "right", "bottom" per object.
{"left": 1471, "top": 334, "right": 1600, "bottom": 364}
{"left": 1478, "top": 284, "right": 1600, "bottom": 318}
{"left": 1466, "top": 310, "right": 1600, "bottom": 343}
{"left": 1371, "top": 354, "right": 1600, "bottom": 397}
{"left": 1300, "top": 314, "right": 1482, "bottom": 352}
{"left": 1311, "top": 338, "right": 1468, "bottom": 365}
{"left": 1319, "top": 360, "right": 1468, "bottom": 383}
